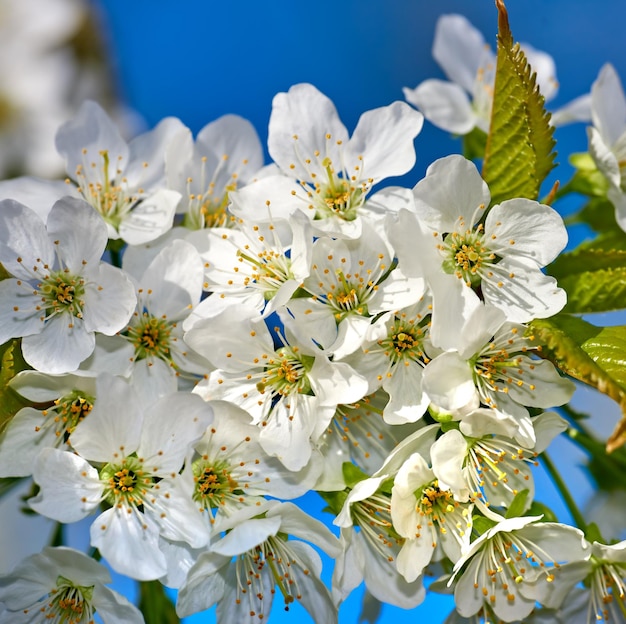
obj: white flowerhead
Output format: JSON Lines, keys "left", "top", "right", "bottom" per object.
{"left": 56, "top": 100, "right": 184, "bottom": 244}
{"left": 121, "top": 239, "right": 211, "bottom": 399}
{"left": 167, "top": 114, "right": 264, "bottom": 230}
{"left": 391, "top": 452, "right": 473, "bottom": 583}
{"left": 450, "top": 517, "right": 590, "bottom": 622}
{"left": 185, "top": 302, "right": 368, "bottom": 471}
{"left": 403, "top": 14, "right": 560, "bottom": 135}
{"left": 265, "top": 83, "right": 423, "bottom": 237}
{"left": 176, "top": 501, "right": 340, "bottom": 622}
{"left": 422, "top": 305, "right": 575, "bottom": 422}
{"left": 586, "top": 540, "right": 626, "bottom": 622}
{"left": 0, "top": 370, "right": 97, "bottom": 477}
{"left": 0, "top": 197, "right": 136, "bottom": 373}
{"left": 282, "top": 221, "right": 425, "bottom": 359}
{"left": 345, "top": 297, "right": 433, "bottom": 424}
{"left": 403, "top": 155, "right": 568, "bottom": 327}
{"left": 29, "top": 374, "right": 213, "bottom": 580}
{"left": 0, "top": 546, "right": 143, "bottom": 623}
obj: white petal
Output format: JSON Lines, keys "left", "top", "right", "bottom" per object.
{"left": 0, "top": 199, "right": 53, "bottom": 280}
{"left": 0, "top": 408, "right": 59, "bottom": 477}
{"left": 588, "top": 125, "right": 621, "bottom": 188}
{"left": 431, "top": 430, "right": 470, "bottom": 501}
{"left": 91, "top": 507, "right": 167, "bottom": 580}
{"left": 138, "top": 392, "right": 213, "bottom": 472}
{"left": 22, "top": 315, "right": 95, "bottom": 374}
{"left": 30, "top": 448, "right": 102, "bottom": 522}
{"left": 481, "top": 257, "right": 567, "bottom": 322}
{"left": 119, "top": 189, "right": 181, "bottom": 245}
{"left": 70, "top": 374, "right": 143, "bottom": 462}
{"left": 91, "top": 585, "right": 144, "bottom": 624}
{"left": 0, "top": 177, "right": 70, "bottom": 222}
{"left": 47, "top": 198, "right": 107, "bottom": 272}
{"left": 413, "top": 155, "right": 490, "bottom": 231}
{"left": 269, "top": 502, "right": 342, "bottom": 558}
{"left": 125, "top": 117, "right": 188, "bottom": 191}
{"left": 346, "top": 101, "right": 423, "bottom": 184}
{"left": 268, "top": 83, "right": 349, "bottom": 180}
{"left": 591, "top": 63, "right": 626, "bottom": 147}
{"left": 213, "top": 516, "right": 281, "bottom": 556}
{"left": 404, "top": 80, "right": 476, "bottom": 134}
{"left": 0, "top": 280, "right": 43, "bottom": 343}
{"left": 422, "top": 352, "right": 476, "bottom": 411}
{"left": 486, "top": 200, "right": 567, "bottom": 266}
{"left": 550, "top": 93, "right": 592, "bottom": 127}
{"left": 433, "top": 14, "right": 488, "bottom": 93}
{"left": 139, "top": 239, "right": 203, "bottom": 319}
{"left": 196, "top": 114, "right": 264, "bottom": 182}
{"left": 56, "top": 101, "right": 128, "bottom": 182}
{"left": 82, "top": 263, "right": 136, "bottom": 335}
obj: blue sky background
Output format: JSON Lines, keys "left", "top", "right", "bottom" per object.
{"left": 86, "top": 1, "right": 626, "bottom": 621}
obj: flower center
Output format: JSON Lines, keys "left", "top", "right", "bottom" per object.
{"left": 127, "top": 313, "right": 172, "bottom": 362}
{"left": 350, "top": 491, "right": 402, "bottom": 562}
{"left": 259, "top": 347, "right": 313, "bottom": 398}
{"left": 235, "top": 534, "right": 307, "bottom": 616}
{"left": 307, "top": 158, "right": 369, "bottom": 222}
{"left": 440, "top": 226, "right": 496, "bottom": 287}
{"left": 238, "top": 243, "right": 294, "bottom": 301}
{"left": 100, "top": 456, "right": 152, "bottom": 508}
{"left": 184, "top": 184, "right": 236, "bottom": 230}
{"left": 49, "top": 390, "right": 95, "bottom": 443}
{"left": 74, "top": 150, "right": 136, "bottom": 230}
{"left": 44, "top": 576, "right": 95, "bottom": 624}
{"left": 192, "top": 458, "right": 240, "bottom": 511}
{"left": 378, "top": 315, "right": 430, "bottom": 365}
{"left": 471, "top": 326, "right": 538, "bottom": 408}
{"left": 40, "top": 271, "right": 85, "bottom": 319}
{"left": 590, "top": 560, "right": 626, "bottom": 621}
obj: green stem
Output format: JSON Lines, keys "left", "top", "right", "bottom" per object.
{"left": 540, "top": 451, "right": 588, "bottom": 533}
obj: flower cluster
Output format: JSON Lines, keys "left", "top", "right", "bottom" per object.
{"left": 1, "top": 10, "right": 626, "bottom": 624}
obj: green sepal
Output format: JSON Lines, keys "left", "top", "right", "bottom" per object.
{"left": 482, "top": 1, "right": 556, "bottom": 205}
{"left": 138, "top": 580, "right": 180, "bottom": 624}
{"left": 526, "top": 501, "right": 559, "bottom": 523}
{"left": 472, "top": 514, "right": 498, "bottom": 537}
{"left": 528, "top": 315, "right": 626, "bottom": 451}
{"left": 0, "top": 340, "right": 32, "bottom": 436}
{"left": 342, "top": 461, "right": 369, "bottom": 489}
{"left": 584, "top": 522, "right": 605, "bottom": 544}
{"left": 318, "top": 489, "right": 349, "bottom": 517}
{"left": 505, "top": 488, "right": 530, "bottom": 519}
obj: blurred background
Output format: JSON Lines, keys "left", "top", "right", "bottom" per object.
{"left": 2, "top": 0, "right": 625, "bottom": 622}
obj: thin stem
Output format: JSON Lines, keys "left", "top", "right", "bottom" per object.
{"left": 540, "top": 451, "right": 588, "bottom": 533}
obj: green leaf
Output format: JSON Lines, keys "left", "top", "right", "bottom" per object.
{"left": 472, "top": 515, "right": 497, "bottom": 536}
{"left": 526, "top": 501, "right": 559, "bottom": 523}
{"left": 482, "top": 0, "right": 556, "bottom": 205}
{"left": 505, "top": 488, "right": 530, "bottom": 519}
{"left": 528, "top": 315, "right": 626, "bottom": 451}
{"left": 548, "top": 248, "right": 626, "bottom": 313}
{"left": 0, "top": 340, "right": 31, "bottom": 435}
{"left": 565, "top": 197, "right": 626, "bottom": 234}
{"left": 342, "top": 462, "right": 369, "bottom": 488}
{"left": 462, "top": 126, "right": 488, "bottom": 161}
{"left": 138, "top": 580, "right": 180, "bottom": 624}
{"left": 318, "top": 489, "right": 349, "bottom": 517}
